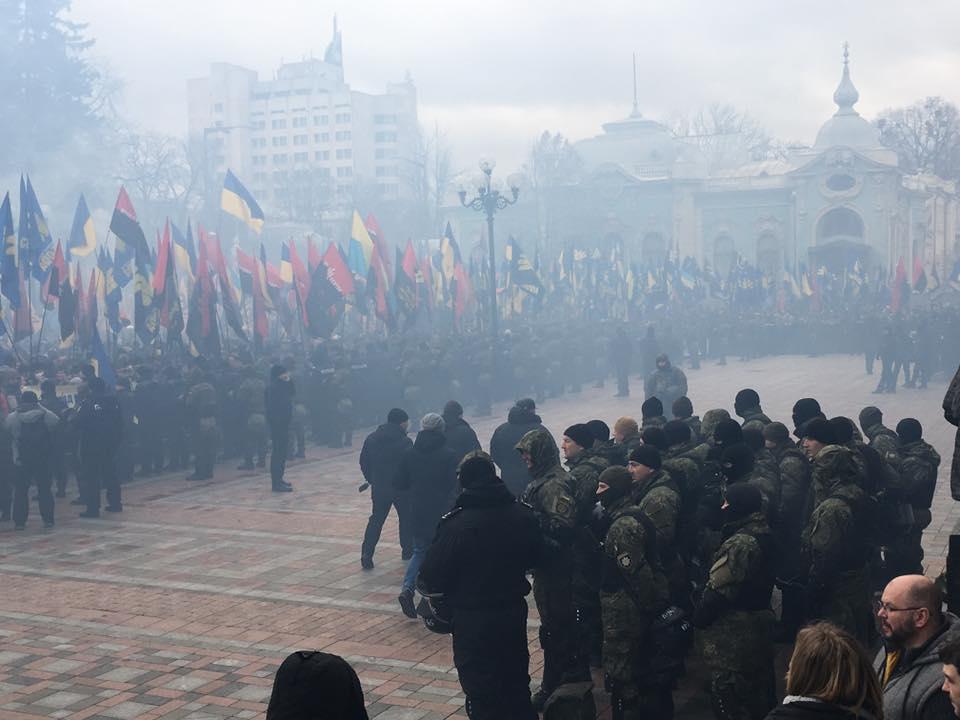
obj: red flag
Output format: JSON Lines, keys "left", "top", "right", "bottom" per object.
{"left": 153, "top": 221, "right": 171, "bottom": 294}
{"left": 454, "top": 262, "right": 473, "bottom": 323}
{"left": 289, "top": 240, "right": 310, "bottom": 323}
{"left": 892, "top": 257, "right": 907, "bottom": 312}
{"left": 323, "top": 242, "right": 354, "bottom": 296}
{"left": 402, "top": 239, "right": 417, "bottom": 282}
{"left": 307, "top": 235, "right": 322, "bottom": 273}
{"left": 46, "top": 240, "right": 67, "bottom": 301}
{"left": 236, "top": 247, "right": 257, "bottom": 276}
{"left": 418, "top": 247, "right": 434, "bottom": 313}
{"left": 365, "top": 213, "right": 393, "bottom": 277}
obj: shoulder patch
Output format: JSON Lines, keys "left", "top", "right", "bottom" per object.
{"left": 553, "top": 495, "right": 573, "bottom": 517}
{"left": 617, "top": 552, "right": 633, "bottom": 569}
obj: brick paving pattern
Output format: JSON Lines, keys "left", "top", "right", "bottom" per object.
{"left": 0, "top": 354, "right": 956, "bottom": 719}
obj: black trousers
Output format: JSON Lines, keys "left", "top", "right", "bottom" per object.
{"left": 454, "top": 601, "right": 536, "bottom": 720}
{"left": 14, "top": 460, "right": 54, "bottom": 525}
{"left": 361, "top": 482, "right": 411, "bottom": 558}
{"left": 270, "top": 424, "right": 289, "bottom": 486}
{"left": 82, "top": 451, "right": 120, "bottom": 512}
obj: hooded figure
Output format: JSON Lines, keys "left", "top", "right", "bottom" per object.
{"left": 266, "top": 651, "right": 369, "bottom": 720}
{"left": 644, "top": 354, "right": 688, "bottom": 415}
{"left": 490, "top": 399, "right": 547, "bottom": 497}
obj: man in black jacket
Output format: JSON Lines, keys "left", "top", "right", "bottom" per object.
{"left": 441, "top": 400, "right": 481, "bottom": 465}
{"left": 418, "top": 451, "right": 543, "bottom": 720}
{"left": 394, "top": 412, "right": 459, "bottom": 618}
{"left": 76, "top": 379, "right": 123, "bottom": 518}
{"left": 490, "top": 398, "right": 546, "bottom": 497}
{"left": 359, "top": 408, "right": 413, "bottom": 570}
{"left": 265, "top": 365, "right": 295, "bottom": 493}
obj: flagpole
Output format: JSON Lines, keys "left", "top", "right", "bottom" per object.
{"left": 293, "top": 281, "right": 308, "bottom": 361}
{"left": 2, "top": 313, "right": 23, "bottom": 366}
{"left": 36, "top": 292, "right": 48, "bottom": 357}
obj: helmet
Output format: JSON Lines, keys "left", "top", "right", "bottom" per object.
{"left": 416, "top": 597, "right": 452, "bottom": 635}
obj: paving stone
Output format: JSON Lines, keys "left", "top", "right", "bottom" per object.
{"left": 97, "top": 701, "right": 158, "bottom": 719}
{"left": 33, "top": 690, "right": 89, "bottom": 709}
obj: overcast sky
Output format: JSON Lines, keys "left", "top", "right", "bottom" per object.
{"left": 73, "top": 0, "right": 960, "bottom": 174}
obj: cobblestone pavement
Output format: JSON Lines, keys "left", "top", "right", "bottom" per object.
{"left": 0, "top": 354, "right": 956, "bottom": 719}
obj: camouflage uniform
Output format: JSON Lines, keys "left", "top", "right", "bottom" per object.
{"left": 643, "top": 359, "right": 688, "bottom": 413}
{"left": 749, "top": 447, "right": 781, "bottom": 524}
{"left": 738, "top": 407, "right": 772, "bottom": 434}
{"left": 566, "top": 448, "right": 610, "bottom": 665}
{"left": 887, "top": 439, "right": 941, "bottom": 575}
{"left": 943, "top": 364, "right": 960, "bottom": 500}
{"left": 641, "top": 415, "right": 668, "bottom": 430}
{"left": 802, "top": 444, "right": 871, "bottom": 645}
{"left": 237, "top": 375, "right": 267, "bottom": 468}
{"left": 861, "top": 422, "right": 903, "bottom": 475}
{"left": 599, "top": 495, "right": 671, "bottom": 719}
{"left": 696, "top": 511, "right": 776, "bottom": 720}
{"left": 768, "top": 439, "right": 811, "bottom": 636}
{"left": 630, "top": 468, "right": 686, "bottom": 607}
{"left": 518, "top": 430, "right": 589, "bottom": 696}
{"left": 680, "top": 415, "right": 702, "bottom": 444}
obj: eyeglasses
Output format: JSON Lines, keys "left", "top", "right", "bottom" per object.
{"left": 873, "top": 600, "right": 924, "bottom": 615}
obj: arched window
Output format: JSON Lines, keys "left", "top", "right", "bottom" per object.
{"left": 756, "top": 233, "right": 780, "bottom": 278}
{"left": 816, "top": 207, "right": 864, "bottom": 244}
{"left": 642, "top": 232, "right": 666, "bottom": 268}
{"left": 714, "top": 234, "right": 735, "bottom": 278}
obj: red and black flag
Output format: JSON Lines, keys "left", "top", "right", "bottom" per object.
{"left": 305, "top": 261, "right": 344, "bottom": 338}
{"left": 394, "top": 240, "right": 417, "bottom": 318}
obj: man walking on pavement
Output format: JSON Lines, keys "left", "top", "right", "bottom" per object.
{"left": 265, "top": 365, "right": 295, "bottom": 493}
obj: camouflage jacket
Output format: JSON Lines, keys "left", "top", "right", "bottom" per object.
{"left": 681, "top": 415, "right": 702, "bottom": 443}
{"left": 641, "top": 415, "right": 667, "bottom": 430}
{"left": 900, "top": 440, "right": 941, "bottom": 518}
{"left": 862, "top": 422, "right": 903, "bottom": 474}
{"left": 237, "top": 377, "right": 266, "bottom": 416}
{"left": 707, "top": 512, "right": 775, "bottom": 611}
{"left": 644, "top": 366, "right": 688, "bottom": 405}
{"left": 769, "top": 441, "right": 811, "bottom": 537}
{"left": 802, "top": 469, "right": 869, "bottom": 590}
{"left": 630, "top": 469, "right": 681, "bottom": 550}
{"left": 749, "top": 447, "right": 781, "bottom": 522}
{"left": 700, "top": 409, "right": 731, "bottom": 444}
{"left": 617, "top": 431, "right": 644, "bottom": 459}
{"left": 739, "top": 407, "right": 772, "bottom": 433}
{"left": 810, "top": 444, "right": 863, "bottom": 508}
{"left": 600, "top": 495, "right": 669, "bottom": 612}
{"left": 566, "top": 449, "right": 609, "bottom": 522}
{"left": 517, "top": 429, "right": 578, "bottom": 546}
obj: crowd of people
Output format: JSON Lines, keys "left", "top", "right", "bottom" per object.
{"left": 356, "top": 360, "right": 960, "bottom": 719}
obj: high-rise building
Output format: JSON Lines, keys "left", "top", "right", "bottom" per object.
{"left": 187, "top": 18, "right": 418, "bottom": 216}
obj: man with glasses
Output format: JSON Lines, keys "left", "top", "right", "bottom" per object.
{"left": 874, "top": 574, "right": 960, "bottom": 720}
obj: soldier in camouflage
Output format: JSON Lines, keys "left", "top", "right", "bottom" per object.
{"left": 733, "top": 389, "right": 772, "bottom": 434}
{"left": 742, "top": 427, "right": 781, "bottom": 523}
{"left": 858, "top": 406, "right": 903, "bottom": 474}
{"left": 693, "top": 483, "right": 776, "bottom": 720}
{"left": 889, "top": 418, "right": 941, "bottom": 575}
{"left": 517, "top": 428, "right": 590, "bottom": 708}
{"left": 562, "top": 423, "right": 610, "bottom": 667}
{"left": 613, "top": 417, "right": 644, "bottom": 462}
{"left": 671, "top": 397, "right": 702, "bottom": 444}
{"left": 943, "top": 363, "right": 960, "bottom": 500}
{"left": 641, "top": 398, "right": 668, "bottom": 430}
{"left": 644, "top": 354, "right": 688, "bottom": 415}
{"left": 236, "top": 368, "right": 267, "bottom": 470}
{"left": 800, "top": 418, "right": 871, "bottom": 645}
{"left": 595, "top": 465, "right": 673, "bottom": 720}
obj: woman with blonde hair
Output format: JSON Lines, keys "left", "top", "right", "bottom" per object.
{"left": 765, "top": 622, "right": 883, "bottom": 720}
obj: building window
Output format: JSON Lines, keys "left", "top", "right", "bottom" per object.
{"left": 252, "top": 120, "right": 266, "bottom": 130}
{"left": 273, "top": 154, "right": 288, "bottom": 164}
{"left": 374, "top": 113, "right": 397, "bottom": 124}
{"left": 293, "top": 134, "right": 308, "bottom": 146}
{"left": 335, "top": 148, "right": 352, "bottom": 160}
{"left": 336, "top": 166, "right": 353, "bottom": 178}
{"left": 253, "top": 172, "right": 267, "bottom": 183}
{"left": 271, "top": 118, "right": 287, "bottom": 130}
{"left": 292, "top": 116, "right": 308, "bottom": 128}
{"left": 314, "top": 115, "right": 329, "bottom": 125}
{"left": 335, "top": 131, "right": 351, "bottom": 142}
{"left": 213, "top": 102, "right": 224, "bottom": 113}
{"left": 272, "top": 171, "right": 288, "bottom": 183}
{"left": 293, "top": 152, "right": 309, "bottom": 163}
{"left": 251, "top": 137, "right": 267, "bottom": 149}
{"left": 314, "top": 133, "right": 330, "bottom": 143}
{"left": 375, "top": 165, "right": 398, "bottom": 177}
{"left": 318, "top": 167, "right": 331, "bottom": 177}
{"left": 335, "top": 112, "right": 351, "bottom": 124}
{"left": 272, "top": 136, "right": 287, "bottom": 147}
{"left": 377, "top": 183, "right": 399, "bottom": 197}
{"left": 375, "top": 132, "right": 397, "bottom": 143}
{"left": 315, "top": 150, "right": 330, "bottom": 161}
{"left": 252, "top": 156, "right": 266, "bottom": 166}
{"left": 375, "top": 147, "right": 397, "bottom": 159}
{"left": 337, "top": 184, "right": 352, "bottom": 194}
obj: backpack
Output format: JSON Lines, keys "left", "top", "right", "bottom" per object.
{"left": 18, "top": 414, "right": 50, "bottom": 464}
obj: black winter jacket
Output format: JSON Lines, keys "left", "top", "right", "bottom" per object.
{"left": 442, "top": 415, "right": 481, "bottom": 465}
{"left": 489, "top": 407, "right": 546, "bottom": 495}
{"left": 394, "top": 429, "right": 459, "bottom": 540}
{"left": 359, "top": 422, "right": 412, "bottom": 486}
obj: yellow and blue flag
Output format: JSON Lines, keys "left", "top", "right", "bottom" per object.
{"left": 171, "top": 220, "right": 197, "bottom": 279}
{"left": 347, "top": 210, "right": 374, "bottom": 276}
{"left": 221, "top": 170, "right": 264, "bottom": 234}
{"left": 67, "top": 194, "right": 97, "bottom": 260}
{"left": 1, "top": 193, "right": 19, "bottom": 308}
{"left": 19, "top": 176, "right": 54, "bottom": 281}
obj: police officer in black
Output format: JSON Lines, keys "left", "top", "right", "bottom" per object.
{"left": 76, "top": 378, "right": 123, "bottom": 518}
{"left": 417, "top": 451, "right": 543, "bottom": 720}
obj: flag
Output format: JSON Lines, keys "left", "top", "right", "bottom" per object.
{"left": 252, "top": 244, "right": 271, "bottom": 342}
{"left": 209, "top": 233, "right": 247, "bottom": 343}
{"left": 289, "top": 240, "right": 311, "bottom": 326}
{"left": 109, "top": 187, "right": 148, "bottom": 288}
{"left": 366, "top": 241, "right": 394, "bottom": 327}
{"left": 891, "top": 257, "right": 907, "bottom": 312}
{"left": 186, "top": 233, "right": 220, "bottom": 356}
{"left": 67, "top": 194, "right": 97, "bottom": 260}
{"left": 171, "top": 220, "right": 197, "bottom": 279}
{"left": 395, "top": 241, "right": 418, "bottom": 317}
{"left": 305, "top": 262, "right": 345, "bottom": 338}
{"left": 153, "top": 221, "right": 172, "bottom": 294}
{"left": 323, "top": 242, "right": 354, "bottom": 296}
{"left": 90, "top": 328, "right": 117, "bottom": 388}
{"left": 19, "top": 176, "right": 54, "bottom": 280}
{"left": 86, "top": 267, "right": 99, "bottom": 346}
{"left": 506, "top": 237, "right": 543, "bottom": 297}
{"left": 1, "top": 193, "right": 19, "bottom": 308}
{"left": 347, "top": 210, "right": 374, "bottom": 276}
{"left": 930, "top": 261, "right": 941, "bottom": 292}
{"left": 417, "top": 246, "right": 434, "bottom": 315}
{"left": 912, "top": 255, "right": 927, "bottom": 293}
{"left": 307, "top": 235, "right": 322, "bottom": 273}
{"left": 280, "top": 242, "right": 294, "bottom": 285}
{"left": 13, "top": 270, "right": 31, "bottom": 341}
{"left": 160, "top": 231, "right": 184, "bottom": 340}
{"left": 58, "top": 262, "right": 76, "bottom": 347}
{"left": 45, "top": 241, "right": 67, "bottom": 301}
{"left": 236, "top": 247, "right": 257, "bottom": 295}
{"left": 98, "top": 248, "right": 121, "bottom": 333}
{"left": 221, "top": 169, "right": 264, "bottom": 233}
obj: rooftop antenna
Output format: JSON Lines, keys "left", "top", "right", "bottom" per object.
{"left": 630, "top": 52, "right": 641, "bottom": 118}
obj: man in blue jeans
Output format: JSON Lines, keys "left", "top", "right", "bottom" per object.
{"left": 393, "top": 412, "right": 458, "bottom": 618}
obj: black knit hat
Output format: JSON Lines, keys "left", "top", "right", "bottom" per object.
{"left": 828, "top": 417, "right": 855, "bottom": 445}
{"left": 387, "top": 408, "right": 409, "bottom": 424}
{"left": 896, "top": 418, "right": 923, "bottom": 444}
{"left": 762, "top": 422, "right": 790, "bottom": 445}
{"left": 721, "top": 443, "right": 755, "bottom": 480}
{"left": 641, "top": 426, "right": 669, "bottom": 452}
{"left": 442, "top": 400, "right": 464, "bottom": 419}
{"left": 859, "top": 406, "right": 882, "bottom": 430}
{"left": 742, "top": 427, "right": 764, "bottom": 452}
{"left": 564, "top": 424, "right": 595, "bottom": 450}
{"left": 598, "top": 466, "right": 634, "bottom": 507}
{"left": 734, "top": 388, "right": 760, "bottom": 411}
{"left": 266, "top": 651, "right": 369, "bottom": 720}
{"left": 270, "top": 364, "right": 288, "bottom": 381}
{"left": 802, "top": 417, "right": 836, "bottom": 445}
{"left": 628, "top": 445, "right": 662, "bottom": 470}
{"left": 641, "top": 397, "right": 663, "bottom": 419}
{"left": 793, "top": 398, "right": 822, "bottom": 427}
{"left": 672, "top": 396, "right": 693, "bottom": 418}
{"left": 723, "top": 482, "right": 763, "bottom": 521}
{"left": 714, "top": 418, "right": 743, "bottom": 447}
{"left": 458, "top": 454, "right": 499, "bottom": 488}
{"left": 663, "top": 419, "right": 691, "bottom": 447}
{"left": 586, "top": 419, "right": 610, "bottom": 443}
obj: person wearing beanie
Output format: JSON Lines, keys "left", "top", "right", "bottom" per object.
{"left": 561, "top": 423, "right": 609, "bottom": 667}
{"left": 359, "top": 408, "right": 414, "bottom": 570}
{"left": 5, "top": 389, "right": 60, "bottom": 530}
{"left": 515, "top": 428, "right": 590, "bottom": 707}
{"left": 858, "top": 406, "right": 902, "bottom": 473}
{"left": 700, "top": 409, "right": 731, "bottom": 446}
{"left": 801, "top": 419, "right": 872, "bottom": 645}
{"left": 589, "top": 419, "right": 627, "bottom": 467}
{"left": 441, "top": 400, "right": 481, "bottom": 465}
{"left": 694, "top": 479, "right": 776, "bottom": 720}
{"left": 394, "top": 412, "right": 459, "bottom": 619}
{"left": 792, "top": 398, "right": 824, "bottom": 439}
{"left": 417, "top": 450, "right": 543, "bottom": 719}
{"left": 266, "top": 651, "right": 369, "bottom": 720}
{"left": 587, "top": 419, "right": 610, "bottom": 444}
{"left": 594, "top": 464, "right": 673, "bottom": 717}
{"left": 265, "top": 364, "right": 296, "bottom": 493}
{"left": 489, "top": 398, "right": 546, "bottom": 497}
{"left": 640, "top": 426, "right": 669, "bottom": 452}
{"left": 734, "top": 388, "right": 772, "bottom": 432}
{"left": 644, "top": 353, "right": 688, "bottom": 422}
{"left": 640, "top": 397, "right": 667, "bottom": 429}
{"left": 672, "top": 396, "right": 702, "bottom": 443}
{"left": 714, "top": 418, "right": 744, "bottom": 449}
{"left": 889, "top": 419, "right": 941, "bottom": 576}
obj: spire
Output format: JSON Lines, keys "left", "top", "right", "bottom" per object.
{"left": 832, "top": 42, "right": 860, "bottom": 116}
{"left": 629, "top": 53, "right": 642, "bottom": 119}
{"left": 324, "top": 15, "right": 342, "bottom": 67}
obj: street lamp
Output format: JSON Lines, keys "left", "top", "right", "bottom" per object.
{"left": 458, "top": 159, "right": 520, "bottom": 338}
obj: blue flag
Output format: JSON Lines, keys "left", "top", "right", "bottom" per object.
{"left": 0, "top": 193, "right": 19, "bottom": 308}
{"left": 90, "top": 327, "right": 117, "bottom": 388}
{"left": 18, "top": 176, "right": 54, "bottom": 281}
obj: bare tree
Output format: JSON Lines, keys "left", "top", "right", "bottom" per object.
{"left": 116, "top": 131, "right": 199, "bottom": 220}
{"left": 526, "top": 131, "right": 583, "bottom": 190}
{"left": 669, "top": 103, "right": 784, "bottom": 170}
{"left": 877, "top": 97, "right": 960, "bottom": 181}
